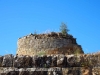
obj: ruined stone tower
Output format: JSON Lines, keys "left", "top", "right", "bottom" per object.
{"left": 17, "top": 32, "right": 84, "bottom": 56}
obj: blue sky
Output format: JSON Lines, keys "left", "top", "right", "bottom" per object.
{"left": 0, "top": 0, "right": 100, "bottom": 55}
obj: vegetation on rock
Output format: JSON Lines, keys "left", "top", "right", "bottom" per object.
{"left": 60, "top": 22, "right": 69, "bottom": 35}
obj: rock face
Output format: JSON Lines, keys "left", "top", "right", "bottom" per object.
{"left": 17, "top": 33, "right": 84, "bottom": 56}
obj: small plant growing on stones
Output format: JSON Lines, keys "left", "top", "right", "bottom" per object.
{"left": 74, "top": 49, "right": 81, "bottom": 55}
{"left": 74, "top": 49, "right": 81, "bottom": 65}
{"left": 44, "top": 64, "right": 47, "bottom": 68}
{"left": 37, "top": 51, "right": 46, "bottom": 56}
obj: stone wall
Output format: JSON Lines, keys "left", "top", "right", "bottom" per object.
{"left": 0, "top": 54, "right": 100, "bottom": 75}
{"left": 17, "top": 33, "right": 84, "bottom": 56}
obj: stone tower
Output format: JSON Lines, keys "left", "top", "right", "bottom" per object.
{"left": 17, "top": 32, "right": 84, "bottom": 56}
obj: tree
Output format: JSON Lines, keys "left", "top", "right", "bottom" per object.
{"left": 60, "top": 22, "right": 69, "bottom": 35}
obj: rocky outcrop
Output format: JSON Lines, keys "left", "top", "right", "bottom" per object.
{"left": 17, "top": 33, "right": 84, "bottom": 56}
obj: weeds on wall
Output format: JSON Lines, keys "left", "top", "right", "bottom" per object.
{"left": 74, "top": 49, "right": 81, "bottom": 55}
{"left": 37, "top": 51, "right": 46, "bottom": 56}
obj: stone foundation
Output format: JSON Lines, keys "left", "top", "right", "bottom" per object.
{"left": 0, "top": 54, "right": 100, "bottom": 75}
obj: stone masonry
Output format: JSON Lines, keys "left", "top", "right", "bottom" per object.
{"left": 17, "top": 32, "right": 84, "bottom": 56}
{"left": 1, "top": 32, "right": 100, "bottom": 75}
{"left": 0, "top": 54, "right": 100, "bottom": 75}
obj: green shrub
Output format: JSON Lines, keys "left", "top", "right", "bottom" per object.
{"left": 37, "top": 51, "right": 46, "bottom": 56}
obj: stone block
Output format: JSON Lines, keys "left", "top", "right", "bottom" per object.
{"left": 13, "top": 56, "right": 24, "bottom": 68}
{"left": 14, "top": 55, "right": 32, "bottom": 68}
{"left": 67, "top": 55, "right": 76, "bottom": 67}
{"left": 62, "top": 68, "right": 68, "bottom": 75}
{"left": 51, "top": 56, "right": 57, "bottom": 67}
{"left": 0, "top": 56, "right": 3, "bottom": 67}
{"left": 35, "top": 56, "right": 45, "bottom": 67}
{"left": 2, "top": 54, "right": 14, "bottom": 67}
{"left": 19, "top": 71, "right": 30, "bottom": 75}
{"left": 31, "top": 56, "right": 39, "bottom": 67}
{"left": 0, "top": 73, "right": 5, "bottom": 75}
{"left": 4, "top": 71, "right": 19, "bottom": 75}
{"left": 74, "top": 55, "right": 81, "bottom": 67}
{"left": 23, "top": 56, "right": 32, "bottom": 67}
{"left": 81, "top": 67, "right": 92, "bottom": 75}
{"left": 67, "top": 67, "right": 81, "bottom": 75}
{"left": 57, "top": 55, "right": 67, "bottom": 67}
{"left": 30, "top": 71, "right": 48, "bottom": 75}
{"left": 45, "top": 56, "right": 52, "bottom": 68}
